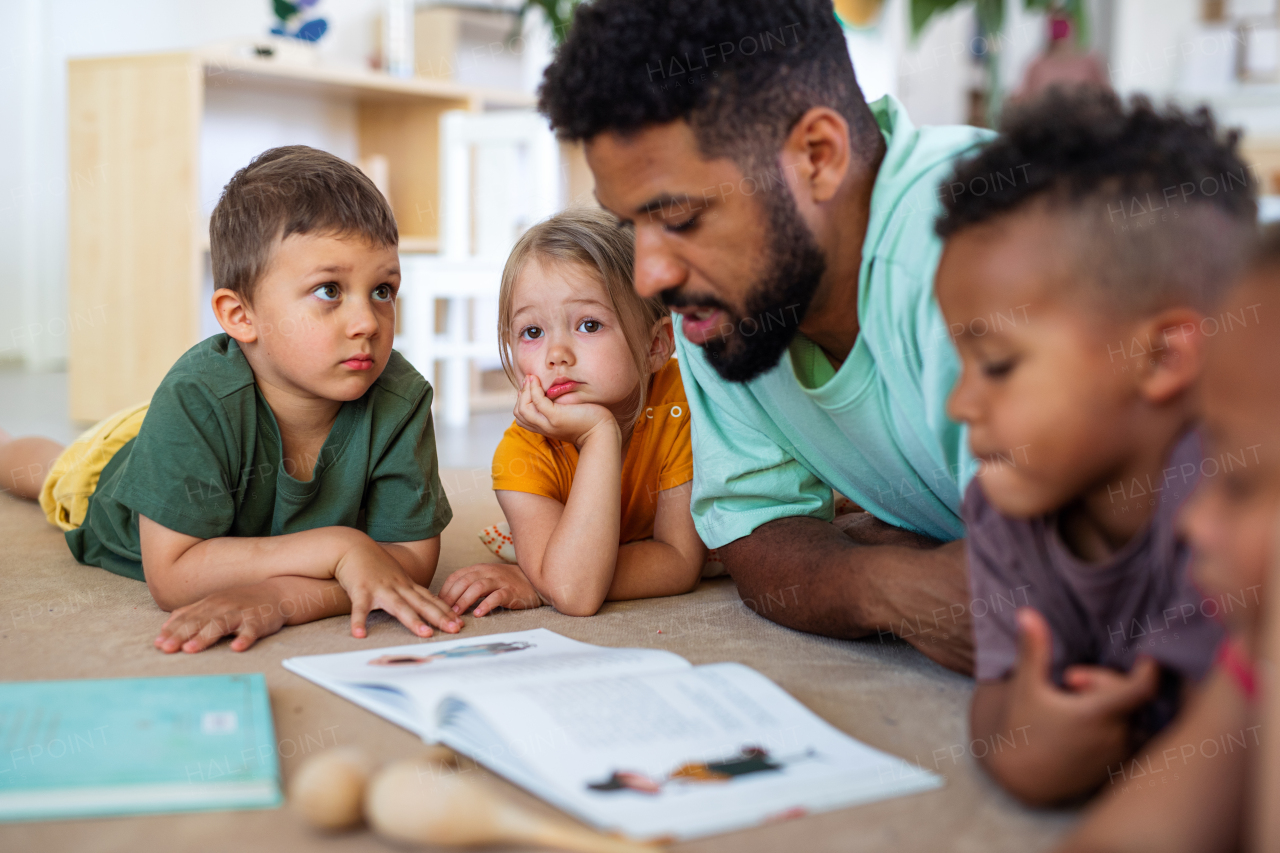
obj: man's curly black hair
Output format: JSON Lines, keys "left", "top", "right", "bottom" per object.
{"left": 538, "top": 0, "right": 884, "bottom": 173}
{"left": 937, "top": 87, "right": 1258, "bottom": 313}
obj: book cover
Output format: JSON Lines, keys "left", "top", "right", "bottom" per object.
{"left": 0, "top": 673, "right": 282, "bottom": 822}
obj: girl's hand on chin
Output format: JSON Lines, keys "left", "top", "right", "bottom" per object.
{"left": 514, "top": 375, "right": 620, "bottom": 449}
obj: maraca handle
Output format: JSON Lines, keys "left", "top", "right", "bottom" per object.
{"left": 527, "top": 820, "right": 659, "bottom": 853}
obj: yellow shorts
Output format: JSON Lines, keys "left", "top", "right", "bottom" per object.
{"left": 39, "top": 403, "right": 148, "bottom": 531}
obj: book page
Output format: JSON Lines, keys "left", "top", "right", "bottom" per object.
{"left": 282, "top": 629, "right": 690, "bottom": 739}
{"left": 439, "top": 663, "right": 941, "bottom": 841}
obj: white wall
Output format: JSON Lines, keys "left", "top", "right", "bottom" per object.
{"left": 1109, "top": 0, "right": 1202, "bottom": 98}
{"left": 846, "top": 0, "right": 1048, "bottom": 128}
{"left": 0, "top": 0, "right": 472, "bottom": 370}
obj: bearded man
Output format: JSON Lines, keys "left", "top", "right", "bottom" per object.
{"left": 539, "top": 0, "right": 993, "bottom": 673}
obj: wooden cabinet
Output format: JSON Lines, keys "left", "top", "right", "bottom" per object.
{"left": 67, "top": 50, "right": 531, "bottom": 422}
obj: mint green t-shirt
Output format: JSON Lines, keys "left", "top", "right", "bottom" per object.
{"left": 675, "top": 95, "right": 990, "bottom": 547}
{"left": 67, "top": 334, "right": 452, "bottom": 581}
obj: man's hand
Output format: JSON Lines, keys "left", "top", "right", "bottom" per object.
{"left": 154, "top": 580, "right": 290, "bottom": 653}
{"left": 720, "top": 515, "right": 975, "bottom": 674}
{"left": 334, "top": 538, "right": 462, "bottom": 639}
{"left": 515, "top": 375, "right": 619, "bottom": 450}
{"left": 875, "top": 538, "right": 974, "bottom": 673}
{"left": 439, "top": 563, "right": 545, "bottom": 617}
{"left": 981, "top": 607, "right": 1159, "bottom": 806}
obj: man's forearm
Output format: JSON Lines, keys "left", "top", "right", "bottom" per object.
{"left": 718, "top": 516, "right": 973, "bottom": 673}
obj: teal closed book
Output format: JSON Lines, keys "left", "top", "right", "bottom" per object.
{"left": 0, "top": 673, "right": 282, "bottom": 821}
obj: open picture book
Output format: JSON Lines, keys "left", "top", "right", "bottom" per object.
{"left": 282, "top": 628, "right": 941, "bottom": 841}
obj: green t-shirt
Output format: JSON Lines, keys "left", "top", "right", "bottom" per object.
{"left": 674, "top": 95, "right": 991, "bottom": 547}
{"left": 67, "top": 334, "right": 452, "bottom": 581}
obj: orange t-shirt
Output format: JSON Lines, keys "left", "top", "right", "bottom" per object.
{"left": 490, "top": 359, "right": 693, "bottom": 544}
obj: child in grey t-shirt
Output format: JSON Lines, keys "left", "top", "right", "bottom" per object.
{"left": 965, "top": 430, "right": 1223, "bottom": 743}
{"left": 932, "top": 89, "right": 1253, "bottom": 806}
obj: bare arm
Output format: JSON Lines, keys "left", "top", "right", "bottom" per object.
{"left": 496, "top": 418, "right": 624, "bottom": 616}
{"left": 497, "top": 477, "right": 704, "bottom": 616}
{"left": 141, "top": 515, "right": 454, "bottom": 639}
{"left": 140, "top": 515, "right": 439, "bottom": 609}
{"left": 1057, "top": 669, "right": 1248, "bottom": 853}
{"left": 154, "top": 575, "right": 353, "bottom": 653}
{"left": 718, "top": 515, "right": 974, "bottom": 673}
{"left": 606, "top": 481, "right": 706, "bottom": 602}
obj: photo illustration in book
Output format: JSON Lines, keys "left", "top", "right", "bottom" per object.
{"left": 587, "top": 746, "right": 819, "bottom": 795}
{"left": 367, "top": 640, "right": 535, "bottom": 667}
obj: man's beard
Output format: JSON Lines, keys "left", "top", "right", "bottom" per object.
{"left": 667, "top": 187, "right": 826, "bottom": 383}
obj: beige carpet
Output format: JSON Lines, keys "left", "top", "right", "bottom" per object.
{"left": 0, "top": 469, "right": 1075, "bottom": 851}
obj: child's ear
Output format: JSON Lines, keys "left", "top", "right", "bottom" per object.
{"left": 212, "top": 288, "right": 258, "bottom": 344}
{"left": 647, "top": 315, "right": 675, "bottom": 372}
{"left": 1135, "top": 307, "right": 1206, "bottom": 405}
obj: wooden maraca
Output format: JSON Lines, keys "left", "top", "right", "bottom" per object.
{"left": 291, "top": 744, "right": 467, "bottom": 830}
{"left": 365, "top": 758, "right": 659, "bottom": 853}
{"left": 289, "top": 746, "right": 376, "bottom": 830}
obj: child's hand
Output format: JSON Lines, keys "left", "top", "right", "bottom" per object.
{"left": 514, "top": 375, "right": 620, "bottom": 450}
{"left": 992, "top": 607, "right": 1159, "bottom": 800}
{"left": 334, "top": 538, "right": 462, "bottom": 639}
{"left": 439, "top": 563, "right": 545, "bottom": 617}
{"left": 154, "top": 581, "right": 288, "bottom": 653}
{"left": 1010, "top": 608, "right": 1159, "bottom": 720}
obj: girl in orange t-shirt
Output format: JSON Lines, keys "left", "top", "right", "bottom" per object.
{"left": 439, "top": 208, "right": 708, "bottom": 618}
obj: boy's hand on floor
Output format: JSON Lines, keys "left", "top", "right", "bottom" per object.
{"left": 993, "top": 607, "right": 1160, "bottom": 802}
{"left": 515, "top": 375, "right": 619, "bottom": 450}
{"left": 154, "top": 581, "right": 288, "bottom": 653}
{"left": 334, "top": 537, "right": 462, "bottom": 640}
{"left": 439, "top": 563, "right": 545, "bottom": 617}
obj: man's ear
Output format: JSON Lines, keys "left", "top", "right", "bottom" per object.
{"left": 647, "top": 315, "right": 675, "bottom": 372}
{"left": 1135, "top": 307, "right": 1206, "bottom": 404}
{"left": 778, "top": 107, "right": 852, "bottom": 207}
{"left": 212, "top": 288, "right": 258, "bottom": 344}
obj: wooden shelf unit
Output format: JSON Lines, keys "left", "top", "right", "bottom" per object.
{"left": 67, "top": 50, "right": 532, "bottom": 422}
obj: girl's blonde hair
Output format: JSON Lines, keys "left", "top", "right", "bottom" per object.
{"left": 497, "top": 207, "right": 667, "bottom": 427}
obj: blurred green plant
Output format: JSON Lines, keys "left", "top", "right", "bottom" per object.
{"left": 517, "top": 0, "right": 582, "bottom": 45}
{"left": 911, "top": 0, "right": 1087, "bottom": 42}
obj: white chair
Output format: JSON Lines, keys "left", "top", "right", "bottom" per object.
{"left": 397, "top": 109, "right": 562, "bottom": 426}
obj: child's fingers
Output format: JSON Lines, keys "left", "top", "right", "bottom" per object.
{"left": 527, "top": 376, "right": 558, "bottom": 420}
{"left": 439, "top": 565, "right": 482, "bottom": 608}
{"left": 349, "top": 593, "right": 372, "bottom": 639}
{"left": 156, "top": 606, "right": 199, "bottom": 651}
{"left": 452, "top": 578, "right": 502, "bottom": 615}
{"left": 474, "top": 588, "right": 512, "bottom": 617}
{"left": 156, "top": 619, "right": 195, "bottom": 653}
{"left": 514, "top": 387, "right": 554, "bottom": 434}
{"left": 514, "top": 377, "right": 541, "bottom": 422}
{"left": 229, "top": 621, "right": 264, "bottom": 652}
{"left": 438, "top": 573, "right": 463, "bottom": 606}
{"left": 405, "top": 586, "right": 462, "bottom": 632}
{"left": 375, "top": 592, "right": 434, "bottom": 639}
{"left": 182, "top": 616, "right": 231, "bottom": 653}
{"left": 1095, "top": 656, "right": 1160, "bottom": 715}
{"left": 1013, "top": 607, "right": 1054, "bottom": 689}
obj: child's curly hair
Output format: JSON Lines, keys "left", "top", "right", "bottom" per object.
{"left": 937, "top": 88, "right": 1258, "bottom": 315}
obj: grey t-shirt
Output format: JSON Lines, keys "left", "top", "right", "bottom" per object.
{"left": 965, "top": 430, "right": 1223, "bottom": 731}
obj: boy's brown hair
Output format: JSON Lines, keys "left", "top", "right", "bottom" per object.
{"left": 210, "top": 145, "right": 398, "bottom": 301}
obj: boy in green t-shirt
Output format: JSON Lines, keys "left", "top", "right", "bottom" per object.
{"left": 0, "top": 145, "right": 460, "bottom": 653}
